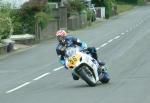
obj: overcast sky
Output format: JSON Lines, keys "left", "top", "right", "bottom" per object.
{"left": 0, "top": 0, "right": 29, "bottom": 8}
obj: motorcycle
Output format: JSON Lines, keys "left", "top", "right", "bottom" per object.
{"left": 64, "top": 46, "right": 110, "bottom": 86}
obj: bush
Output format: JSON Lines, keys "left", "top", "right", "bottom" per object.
{"left": 92, "top": 0, "right": 104, "bottom": 7}
{"left": 13, "top": 0, "right": 48, "bottom": 34}
{"left": 104, "top": 0, "right": 113, "bottom": 19}
{"left": 137, "top": 0, "right": 145, "bottom": 5}
{"left": 35, "top": 12, "right": 49, "bottom": 29}
{"left": 0, "top": 3, "right": 13, "bottom": 41}
{"left": 116, "top": 0, "right": 138, "bottom": 4}
{"left": 86, "top": 9, "right": 93, "bottom": 21}
{"left": 65, "top": 0, "right": 86, "bottom": 16}
{"left": 0, "top": 18, "right": 11, "bottom": 40}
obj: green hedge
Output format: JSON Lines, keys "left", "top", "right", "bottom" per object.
{"left": 92, "top": 0, "right": 117, "bottom": 19}
{"left": 116, "top": 0, "right": 145, "bottom": 4}
{"left": 0, "top": 3, "right": 13, "bottom": 41}
{"left": 116, "top": 0, "right": 137, "bottom": 4}
{"left": 11, "top": 0, "right": 52, "bottom": 35}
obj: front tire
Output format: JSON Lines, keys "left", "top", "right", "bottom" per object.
{"left": 79, "top": 66, "right": 96, "bottom": 87}
{"left": 72, "top": 73, "right": 79, "bottom": 80}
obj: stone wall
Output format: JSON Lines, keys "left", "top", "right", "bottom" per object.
{"left": 40, "top": 19, "right": 58, "bottom": 40}
{"left": 52, "top": 7, "right": 67, "bottom": 30}
{"left": 67, "top": 12, "right": 88, "bottom": 30}
{"left": 0, "top": 43, "right": 7, "bottom": 55}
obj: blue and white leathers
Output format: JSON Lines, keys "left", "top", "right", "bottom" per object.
{"left": 56, "top": 35, "right": 87, "bottom": 65}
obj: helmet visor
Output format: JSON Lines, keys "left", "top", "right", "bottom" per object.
{"left": 57, "top": 36, "right": 65, "bottom": 43}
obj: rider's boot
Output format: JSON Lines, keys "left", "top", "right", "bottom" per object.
{"left": 97, "top": 61, "right": 107, "bottom": 79}
{"left": 97, "top": 63, "right": 110, "bottom": 83}
{"left": 97, "top": 60, "right": 105, "bottom": 66}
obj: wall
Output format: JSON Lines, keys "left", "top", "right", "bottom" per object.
{"left": 40, "top": 19, "right": 58, "bottom": 40}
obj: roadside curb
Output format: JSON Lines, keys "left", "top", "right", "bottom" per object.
{"left": 0, "top": 44, "right": 36, "bottom": 60}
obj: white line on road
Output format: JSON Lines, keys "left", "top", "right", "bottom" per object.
{"left": 53, "top": 66, "right": 64, "bottom": 72}
{"left": 114, "top": 35, "right": 120, "bottom": 39}
{"left": 5, "top": 28, "right": 135, "bottom": 94}
{"left": 121, "top": 32, "right": 125, "bottom": 35}
{"left": 100, "top": 43, "right": 108, "bottom": 48}
{"left": 6, "top": 82, "right": 31, "bottom": 94}
{"left": 96, "top": 47, "right": 100, "bottom": 50}
{"left": 108, "top": 39, "right": 113, "bottom": 43}
{"left": 33, "top": 72, "right": 50, "bottom": 81}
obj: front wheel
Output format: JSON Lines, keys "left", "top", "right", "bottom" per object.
{"left": 79, "top": 66, "right": 96, "bottom": 87}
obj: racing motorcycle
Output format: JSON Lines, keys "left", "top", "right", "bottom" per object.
{"left": 64, "top": 46, "right": 110, "bottom": 86}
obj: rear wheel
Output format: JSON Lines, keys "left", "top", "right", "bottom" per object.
{"left": 79, "top": 66, "right": 96, "bottom": 86}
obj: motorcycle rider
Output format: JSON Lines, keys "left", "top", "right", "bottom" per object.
{"left": 56, "top": 29, "right": 105, "bottom": 80}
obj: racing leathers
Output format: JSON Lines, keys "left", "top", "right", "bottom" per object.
{"left": 56, "top": 35, "right": 99, "bottom": 66}
{"left": 56, "top": 35, "right": 106, "bottom": 80}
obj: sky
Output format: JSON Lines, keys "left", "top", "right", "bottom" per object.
{"left": 0, "top": 0, "right": 29, "bottom": 8}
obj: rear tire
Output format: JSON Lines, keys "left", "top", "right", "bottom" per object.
{"left": 79, "top": 66, "right": 96, "bottom": 87}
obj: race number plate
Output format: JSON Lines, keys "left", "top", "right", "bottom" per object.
{"left": 67, "top": 53, "right": 81, "bottom": 68}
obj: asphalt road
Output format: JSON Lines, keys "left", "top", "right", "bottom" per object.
{"left": 0, "top": 4, "right": 150, "bottom": 103}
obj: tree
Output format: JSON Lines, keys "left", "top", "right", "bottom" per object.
{"left": 14, "top": 0, "right": 48, "bottom": 34}
{"left": 0, "top": 3, "right": 13, "bottom": 41}
{"left": 116, "top": 0, "right": 137, "bottom": 4}
{"left": 48, "top": 0, "right": 61, "bottom": 2}
{"left": 92, "top": 0, "right": 104, "bottom": 7}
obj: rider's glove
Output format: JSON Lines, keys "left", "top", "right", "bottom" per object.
{"left": 59, "top": 59, "right": 65, "bottom": 65}
{"left": 81, "top": 42, "right": 87, "bottom": 49}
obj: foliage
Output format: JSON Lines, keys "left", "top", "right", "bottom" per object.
{"left": 66, "top": 0, "right": 86, "bottom": 15}
{"left": 0, "top": 18, "right": 11, "bottom": 40}
{"left": 0, "top": 3, "right": 13, "bottom": 41}
{"left": 117, "top": 2, "right": 134, "bottom": 13}
{"left": 104, "top": 0, "right": 113, "bottom": 19}
{"left": 43, "top": 2, "right": 53, "bottom": 15}
{"left": 116, "top": 0, "right": 138, "bottom": 4}
{"left": 10, "top": 10, "right": 23, "bottom": 35}
{"left": 86, "top": 9, "right": 93, "bottom": 21}
{"left": 10, "top": 0, "right": 51, "bottom": 35}
{"left": 48, "top": 0, "right": 61, "bottom": 2}
{"left": 137, "top": 0, "right": 145, "bottom": 5}
{"left": 92, "top": 0, "right": 117, "bottom": 18}
{"left": 35, "top": 12, "right": 49, "bottom": 29}
{"left": 92, "top": 0, "right": 104, "bottom": 7}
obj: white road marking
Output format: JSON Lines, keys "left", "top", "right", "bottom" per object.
{"left": 53, "top": 66, "right": 64, "bottom": 72}
{"left": 126, "top": 30, "right": 129, "bottom": 33}
{"left": 100, "top": 43, "right": 108, "bottom": 48}
{"left": 108, "top": 39, "right": 113, "bottom": 43}
{"left": 33, "top": 72, "right": 50, "bottom": 81}
{"left": 6, "top": 82, "right": 30, "bottom": 94}
{"left": 96, "top": 47, "right": 100, "bottom": 50}
{"left": 121, "top": 32, "right": 125, "bottom": 35}
{"left": 114, "top": 36, "right": 120, "bottom": 39}
{"left": 5, "top": 26, "right": 139, "bottom": 94}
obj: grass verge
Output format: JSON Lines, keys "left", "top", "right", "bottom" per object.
{"left": 117, "top": 2, "right": 135, "bottom": 13}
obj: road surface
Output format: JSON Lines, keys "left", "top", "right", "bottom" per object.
{"left": 0, "top": 4, "right": 150, "bottom": 103}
